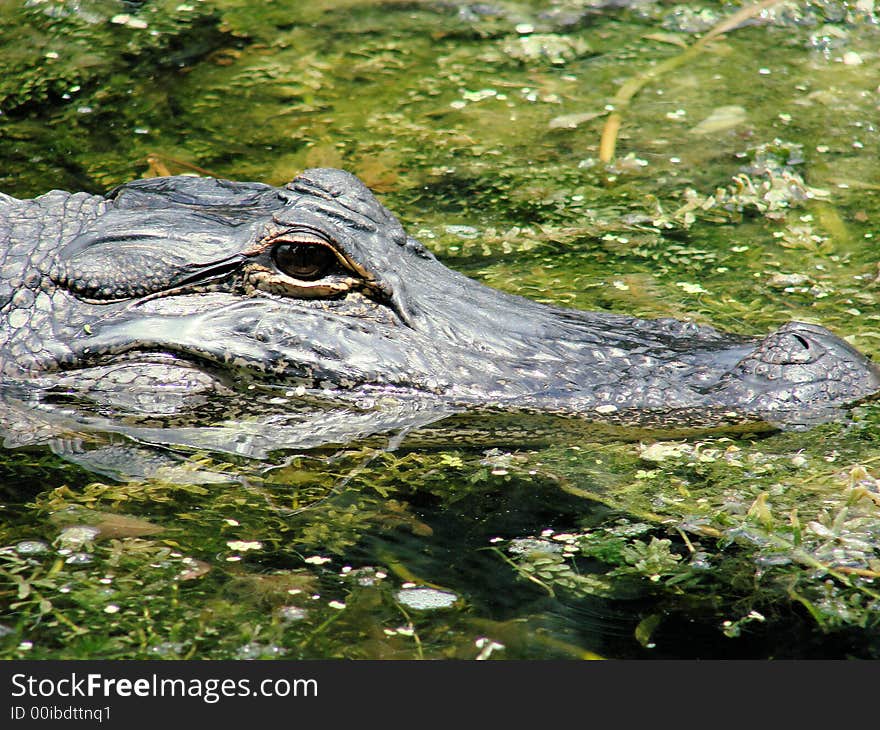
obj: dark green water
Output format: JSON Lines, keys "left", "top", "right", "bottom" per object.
{"left": 1, "top": 0, "right": 879, "bottom": 659}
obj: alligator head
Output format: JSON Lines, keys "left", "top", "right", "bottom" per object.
{"left": 1, "top": 168, "right": 878, "bottom": 458}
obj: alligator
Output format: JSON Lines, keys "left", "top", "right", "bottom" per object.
{"left": 1, "top": 168, "right": 878, "bottom": 463}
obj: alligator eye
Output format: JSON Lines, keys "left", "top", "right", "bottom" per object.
{"left": 272, "top": 243, "right": 338, "bottom": 281}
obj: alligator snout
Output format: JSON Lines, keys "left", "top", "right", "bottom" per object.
{"left": 756, "top": 322, "right": 879, "bottom": 376}
{"left": 720, "top": 321, "right": 880, "bottom": 416}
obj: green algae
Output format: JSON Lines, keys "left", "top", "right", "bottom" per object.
{"left": 1, "top": 0, "right": 880, "bottom": 659}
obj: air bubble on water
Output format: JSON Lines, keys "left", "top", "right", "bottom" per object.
{"left": 16, "top": 540, "right": 49, "bottom": 555}
{"left": 57, "top": 525, "right": 100, "bottom": 549}
{"left": 395, "top": 588, "right": 458, "bottom": 610}
{"left": 278, "top": 606, "right": 309, "bottom": 622}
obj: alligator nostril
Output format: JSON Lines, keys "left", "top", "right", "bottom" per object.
{"left": 793, "top": 334, "right": 810, "bottom": 350}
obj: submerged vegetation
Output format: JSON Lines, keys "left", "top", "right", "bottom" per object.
{"left": 1, "top": 0, "right": 879, "bottom": 659}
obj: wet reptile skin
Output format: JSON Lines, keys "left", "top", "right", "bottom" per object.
{"left": 0, "top": 168, "right": 878, "bottom": 453}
